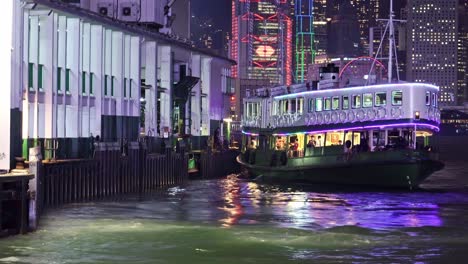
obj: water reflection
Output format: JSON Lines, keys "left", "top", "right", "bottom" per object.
{"left": 214, "top": 175, "right": 444, "bottom": 230}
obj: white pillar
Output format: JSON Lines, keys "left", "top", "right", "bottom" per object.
{"left": 191, "top": 54, "right": 201, "bottom": 135}
{"left": 144, "top": 41, "right": 158, "bottom": 136}
{"left": 0, "top": 0, "right": 14, "bottom": 170}
{"left": 158, "top": 45, "right": 172, "bottom": 135}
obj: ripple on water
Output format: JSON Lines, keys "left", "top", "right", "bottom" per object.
{"left": 0, "top": 162, "right": 467, "bottom": 263}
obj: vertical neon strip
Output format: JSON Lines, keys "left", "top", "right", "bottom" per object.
{"left": 231, "top": 0, "right": 238, "bottom": 77}
{"left": 294, "top": 0, "right": 314, "bottom": 83}
{"left": 286, "top": 17, "right": 293, "bottom": 85}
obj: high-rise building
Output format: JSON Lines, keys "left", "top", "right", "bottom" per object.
{"left": 457, "top": 0, "right": 468, "bottom": 104}
{"left": 327, "top": 1, "right": 360, "bottom": 57}
{"left": 231, "top": 0, "right": 293, "bottom": 85}
{"left": 407, "top": 0, "right": 459, "bottom": 106}
{"left": 191, "top": 0, "right": 231, "bottom": 56}
{"left": 294, "top": 0, "right": 314, "bottom": 83}
{"left": 313, "top": 0, "right": 328, "bottom": 59}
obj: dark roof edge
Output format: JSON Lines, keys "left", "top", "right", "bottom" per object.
{"left": 31, "top": 0, "right": 237, "bottom": 65}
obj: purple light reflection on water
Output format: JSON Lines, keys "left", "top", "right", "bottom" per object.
{"left": 222, "top": 177, "right": 444, "bottom": 230}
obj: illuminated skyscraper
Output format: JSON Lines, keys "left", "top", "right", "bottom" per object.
{"left": 313, "top": 0, "right": 328, "bottom": 59}
{"left": 348, "top": 0, "right": 382, "bottom": 55}
{"left": 407, "top": 0, "right": 459, "bottom": 106}
{"left": 231, "top": 0, "right": 293, "bottom": 85}
{"left": 457, "top": 0, "right": 467, "bottom": 104}
{"left": 294, "top": 0, "right": 314, "bottom": 83}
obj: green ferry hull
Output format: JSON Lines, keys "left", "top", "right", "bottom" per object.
{"left": 237, "top": 153, "right": 444, "bottom": 189}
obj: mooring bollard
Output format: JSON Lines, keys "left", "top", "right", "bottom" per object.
{"left": 28, "top": 146, "right": 42, "bottom": 231}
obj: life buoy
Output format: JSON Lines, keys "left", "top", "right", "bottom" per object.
{"left": 316, "top": 113, "right": 324, "bottom": 124}
{"left": 357, "top": 110, "right": 366, "bottom": 122}
{"left": 309, "top": 113, "right": 317, "bottom": 125}
{"left": 428, "top": 109, "right": 434, "bottom": 120}
{"left": 391, "top": 108, "right": 401, "bottom": 118}
{"left": 435, "top": 111, "right": 441, "bottom": 123}
{"left": 324, "top": 113, "right": 331, "bottom": 124}
{"left": 367, "top": 109, "right": 376, "bottom": 120}
{"left": 348, "top": 111, "right": 356, "bottom": 122}
{"left": 378, "top": 108, "right": 387, "bottom": 119}
{"left": 331, "top": 112, "right": 339, "bottom": 123}
{"left": 339, "top": 112, "right": 347, "bottom": 123}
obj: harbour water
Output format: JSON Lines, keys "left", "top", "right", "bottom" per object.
{"left": 1, "top": 161, "right": 468, "bottom": 263}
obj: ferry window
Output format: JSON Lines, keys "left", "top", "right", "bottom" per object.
{"left": 315, "top": 98, "right": 323, "bottom": 112}
{"left": 392, "top": 91, "right": 403, "bottom": 105}
{"left": 425, "top": 91, "right": 431, "bottom": 105}
{"left": 363, "top": 93, "right": 373, "bottom": 108}
{"left": 252, "top": 103, "right": 257, "bottom": 116}
{"left": 308, "top": 98, "right": 314, "bottom": 113}
{"left": 298, "top": 97, "right": 304, "bottom": 114}
{"left": 432, "top": 93, "right": 436, "bottom": 107}
{"left": 375, "top": 92, "right": 387, "bottom": 106}
{"left": 342, "top": 96, "right": 349, "bottom": 109}
{"left": 332, "top": 97, "right": 340, "bottom": 110}
{"left": 352, "top": 94, "right": 361, "bottom": 108}
{"left": 291, "top": 99, "right": 297, "bottom": 114}
{"left": 272, "top": 101, "right": 278, "bottom": 115}
{"left": 324, "top": 97, "right": 332, "bottom": 111}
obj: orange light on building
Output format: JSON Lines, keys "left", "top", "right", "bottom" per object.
{"left": 255, "top": 45, "right": 275, "bottom": 57}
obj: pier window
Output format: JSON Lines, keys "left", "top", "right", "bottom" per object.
{"left": 315, "top": 98, "right": 323, "bottom": 112}
{"left": 363, "top": 93, "right": 373, "bottom": 108}
{"left": 124, "top": 78, "right": 127, "bottom": 97}
{"left": 38, "top": 64, "right": 43, "bottom": 91}
{"left": 65, "top": 69, "right": 70, "bottom": 93}
{"left": 375, "top": 92, "right": 387, "bottom": 106}
{"left": 332, "top": 97, "right": 340, "bottom": 110}
{"left": 392, "top": 91, "right": 403, "bottom": 105}
{"left": 129, "top": 79, "right": 132, "bottom": 98}
{"left": 308, "top": 98, "right": 314, "bottom": 113}
{"left": 89, "top": 73, "right": 94, "bottom": 95}
{"left": 82, "top": 72, "right": 86, "bottom": 94}
{"left": 342, "top": 96, "right": 349, "bottom": 109}
{"left": 111, "top": 76, "right": 115, "bottom": 96}
{"left": 426, "top": 91, "right": 431, "bottom": 105}
{"left": 28, "top": 63, "right": 33, "bottom": 90}
{"left": 352, "top": 94, "right": 361, "bottom": 108}
{"left": 432, "top": 93, "right": 437, "bottom": 107}
{"left": 57, "top": 67, "right": 62, "bottom": 92}
{"left": 104, "top": 75, "right": 108, "bottom": 96}
{"left": 324, "top": 97, "right": 331, "bottom": 111}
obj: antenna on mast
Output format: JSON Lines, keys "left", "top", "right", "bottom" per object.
{"left": 367, "top": 0, "right": 406, "bottom": 85}
{"left": 388, "top": 0, "right": 394, "bottom": 83}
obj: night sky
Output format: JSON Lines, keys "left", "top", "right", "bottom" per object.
{"left": 191, "top": 0, "right": 231, "bottom": 31}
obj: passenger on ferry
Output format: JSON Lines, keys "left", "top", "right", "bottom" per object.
{"left": 344, "top": 140, "right": 353, "bottom": 160}
{"left": 290, "top": 138, "right": 299, "bottom": 157}
{"left": 317, "top": 136, "right": 323, "bottom": 147}
{"left": 306, "top": 137, "right": 315, "bottom": 156}
{"left": 360, "top": 135, "right": 369, "bottom": 152}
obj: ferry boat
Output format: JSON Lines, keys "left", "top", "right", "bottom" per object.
{"left": 237, "top": 1, "right": 444, "bottom": 189}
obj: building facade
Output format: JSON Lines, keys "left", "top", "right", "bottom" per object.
{"left": 294, "top": 0, "right": 314, "bottom": 83}
{"left": 1, "top": 0, "right": 234, "bottom": 170}
{"left": 406, "top": 0, "right": 459, "bottom": 106}
{"left": 231, "top": 0, "right": 293, "bottom": 86}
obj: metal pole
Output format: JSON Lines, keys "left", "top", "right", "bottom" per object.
{"left": 388, "top": 0, "right": 394, "bottom": 83}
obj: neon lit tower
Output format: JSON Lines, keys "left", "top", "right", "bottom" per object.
{"left": 294, "top": 0, "right": 314, "bottom": 83}
{"left": 231, "top": 0, "right": 293, "bottom": 85}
